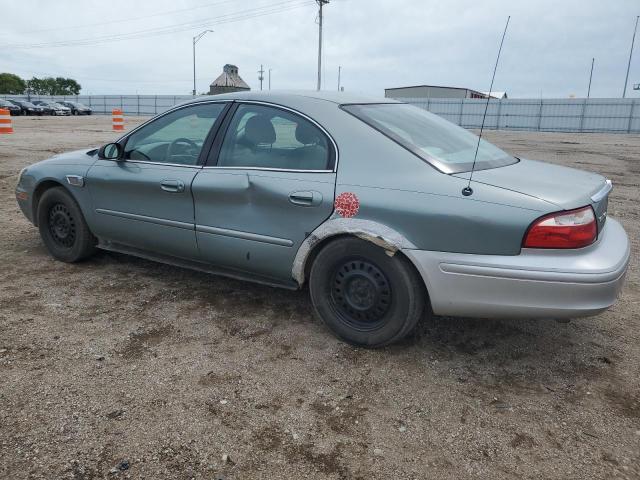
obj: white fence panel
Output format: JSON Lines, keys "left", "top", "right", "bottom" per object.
{"left": 399, "top": 97, "right": 640, "bottom": 133}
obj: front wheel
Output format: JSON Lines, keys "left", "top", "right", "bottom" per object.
{"left": 309, "top": 237, "right": 425, "bottom": 347}
{"left": 37, "top": 187, "right": 97, "bottom": 262}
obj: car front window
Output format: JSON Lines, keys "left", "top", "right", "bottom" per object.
{"left": 123, "top": 103, "right": 226, "bottom": 165}
{"left": 342, "top": 103, "right": 518, "bottom": 174}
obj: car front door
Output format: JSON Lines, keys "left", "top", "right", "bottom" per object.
{"left": 192, "top": 102, "right": 337, "bottom": 285}
{"left": 87, "top": 101, "right": 229, "bottom": 260}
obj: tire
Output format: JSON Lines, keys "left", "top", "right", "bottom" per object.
{"left": 309, "top": 237, "right": 425, "bottom": 347}
{"left": 37, "top": 187, "right": 97, "bottom": 262}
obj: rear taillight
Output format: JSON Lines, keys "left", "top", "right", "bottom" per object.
{"left": 523, "top": 206, "right": 597, "bottom": 249}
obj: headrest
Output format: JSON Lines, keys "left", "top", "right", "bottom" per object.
{"left": 244, "top": 115, "right": 276, "bottom": 145}
{"left": 295, "top": 122, "right": 322, "bottom": 145}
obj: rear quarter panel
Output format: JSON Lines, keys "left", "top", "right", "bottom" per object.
{"left": 318, "top": 106, "right": 557, "bottom": 255}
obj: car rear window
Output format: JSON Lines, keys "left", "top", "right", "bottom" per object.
{"left": 342, "top": 103, "right": 518, "bottom": 174}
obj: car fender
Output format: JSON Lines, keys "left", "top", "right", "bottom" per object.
{"left": 24, "top": 156, "right": 97, "bottom": 226}
{"left": 291, "top": 217, "right": 417, "bottom": 285}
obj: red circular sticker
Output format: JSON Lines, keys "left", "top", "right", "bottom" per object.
{"left": 334, "top": 192, "right": 360, "bottom": 218}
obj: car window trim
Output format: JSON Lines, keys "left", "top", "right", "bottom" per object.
{"left": 202, "top": 101, "right": 239, "bottom": 168}
{"left": 115, "top": 100, "right": 233, "bottom": 168}
{"left": 204, "top": 100, "right": 338, "bottom": 173}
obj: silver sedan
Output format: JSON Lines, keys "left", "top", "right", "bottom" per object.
{"left": 15, "top": 91, "right": 630, "bottom": 347}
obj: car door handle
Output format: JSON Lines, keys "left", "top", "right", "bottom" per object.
{"left": 289, "top": 191, "right": 322, "bottom": 206}
{"left": 160, "top": 180, "right": 185, "bottom": 193}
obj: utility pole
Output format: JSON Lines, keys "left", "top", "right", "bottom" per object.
{"left": 193, "top": 30, "right": 213, "bottom": 96}
{"left": 258, "top": 64, "right": 265, "bottom": 91}
{"left": 587, "top": 57, "right": 594, "bottom": 99}
{"left": 337, "top": 65, "right": 341, "bottom": 91}
{"left": 623, "top": 15, "right": 639, "bottom": 98}
{"left": 316, "top": 0, "right": 329, "bottom": 91}
{"left": 269, "top": 68, "right": 272, "bottom": 90}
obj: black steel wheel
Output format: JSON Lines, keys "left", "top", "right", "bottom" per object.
{"left": 330, "top": 258, "right": 392, "bottom": 331}
{"left": 309, "top": 237, "right": 426, "bottom": 347}
{"left": 47, "top": 203, "right": 77, "bottom": 248}
{"left": 37, "top": 187, "right": 96, "bottom": 262}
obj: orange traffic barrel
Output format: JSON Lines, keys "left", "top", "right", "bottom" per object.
{"left": 112, "top": 108, "right": 124, "bottom": 131}
{"left": 0, "top": 108, "right": 13, "bottom": 134}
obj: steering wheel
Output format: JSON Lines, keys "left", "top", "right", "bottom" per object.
{"left": 167, "top": 138, "right": 200, "bottom": 163}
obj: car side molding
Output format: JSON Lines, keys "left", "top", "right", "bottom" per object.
{"left": 292, "top": 218, "right": 417, "bottom": 285}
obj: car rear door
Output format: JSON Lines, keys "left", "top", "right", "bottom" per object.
{"left": 86, "top": 101, "right": 230, "bottom": 260}
{"left": 191, "top": 102, "right": 337, "bottom": 285}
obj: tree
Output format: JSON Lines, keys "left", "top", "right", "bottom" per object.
{"left": 0, "top": 73, "right": 26, "bottom": 94}
{"left": 56, "top": 77, "right": 81, "bottom": 95}
{"left": 26, "top": 76, "right": 82, "bottom": 96}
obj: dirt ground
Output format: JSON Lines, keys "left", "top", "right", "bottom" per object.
{"left": 0, "top": 115, "right": 638, "bottom": 480}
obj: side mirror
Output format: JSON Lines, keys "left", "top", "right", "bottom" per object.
{"left": 98, "top": 142, "right": 123, "bottom": 160}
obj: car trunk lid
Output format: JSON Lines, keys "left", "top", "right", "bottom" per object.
{"left": 454, "top": 158, "right": 611, "bottom": 230}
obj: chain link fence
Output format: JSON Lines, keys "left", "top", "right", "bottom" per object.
{"left": 2, "top": 94, "right": 640, "bottom": 133}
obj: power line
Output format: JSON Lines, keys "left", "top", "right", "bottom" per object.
{"left": 3, "top": 1, "right": 313, "bottom": 48}
{"left": 1, "top": 1, "right": 315, "bottom": 49}
{"left": 1, "top": 0, "right": 242, "bottom": 36}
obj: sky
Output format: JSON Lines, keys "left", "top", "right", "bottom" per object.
{"left": 0, "top": 0, "right": 639, "bottom": 98}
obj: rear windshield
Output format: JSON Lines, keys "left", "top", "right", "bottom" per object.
{"left": 342, "top": 103, "right": 518, "bottom": 174}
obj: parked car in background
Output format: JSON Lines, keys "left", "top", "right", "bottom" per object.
{"left": 32, "top": 102, "right": 57, "bottom": 116}
{"left": 0, "top": 99, "right": 22, "bottom": 115}
{"left": 32, "top": 101, "right": 57, "bottom": 115}
{"left": 59, "top": 101, "right": 92, "bottom": 115}
{"left": 32, "top": 101, "right": 71, "bottom": 116}
{"left": 8, "top": 99, "right": 45, "bottom": 116}
{"left": 14, "top": 91, "right": 630, "bottom": 347}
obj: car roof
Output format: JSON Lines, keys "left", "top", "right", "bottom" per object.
{"left": 181, "top": 90, "right": 399, "bottom": 108}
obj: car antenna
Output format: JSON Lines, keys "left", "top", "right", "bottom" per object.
{"left": 462, "top": 16, "right": 511, "bottom": 197}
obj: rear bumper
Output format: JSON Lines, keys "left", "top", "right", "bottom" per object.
{"left": 403, "top": 218, "right": 630, "bottom": 319}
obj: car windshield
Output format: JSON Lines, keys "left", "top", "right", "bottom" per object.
{"left": 0, "top": 100, "right": 12, "bottom": 106}
{"left": 342, "top": 103, "right": 518, "bottom": 174}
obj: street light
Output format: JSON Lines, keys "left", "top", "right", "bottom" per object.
{"left": 193, "top": 29, "right": 213, "bottom": 96}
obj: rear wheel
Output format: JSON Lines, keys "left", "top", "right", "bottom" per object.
{"left": 309, "top": 237, "right": 425, "bottom": 347}
{"left": 37, "top": 187, "right": 96, "bottom": 262}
